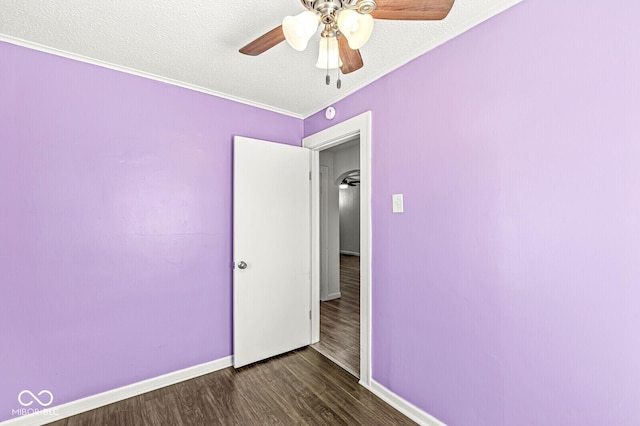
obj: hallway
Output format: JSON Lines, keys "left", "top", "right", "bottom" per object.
{"left": 312, "top": 254, "right": 360, "bottom": 377}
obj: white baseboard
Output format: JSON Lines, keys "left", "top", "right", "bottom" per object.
{"left": 1, "top": 356, "right": 233, "bottom": 426}
{"left": 367, "top": 380, "right": 447, "bottom": 426}
{"left": 339, "top": 250, "right": 360, "bottom": 256}
{"left": 323, "top": 292, "right": 341, "bottom": 301}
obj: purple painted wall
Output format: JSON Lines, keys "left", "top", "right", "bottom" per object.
{"left": 0, "top": 41, "right": 302, "bottom": 421}
{"left": 306, "top": 0, "right": 640, "bottom": 424}
{"left": 3, "top": 0, "right": 640, "bottom": 423}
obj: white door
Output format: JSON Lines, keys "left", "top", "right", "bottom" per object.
{"left": 233, "top": 136, "right": 311, "bottom": 368}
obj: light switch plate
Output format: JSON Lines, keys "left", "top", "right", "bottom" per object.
{"left": 392, "top": 194, "right": 404, "bottom": 213}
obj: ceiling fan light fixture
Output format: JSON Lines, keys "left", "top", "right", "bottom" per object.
{"left": 282, "top": 11, "right": 321, "bottom": 51}
{"left": 337, "top": 9, "right": 374, "bottom": 50}
{"left": 315, "top": 35, "right": 342, "bottom": 70}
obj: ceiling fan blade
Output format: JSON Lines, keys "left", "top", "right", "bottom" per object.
{"left": 371, "top": 0, "right": 455, "bottom": 20}
{"left": 338, "top": 36, "right": 364, "bottom": 74}
{"left": 239, "top": 25, "right": 286, "bottom": 56}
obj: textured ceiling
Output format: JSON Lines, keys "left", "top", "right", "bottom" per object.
{"left": 0, "top": 0, "right": 521, "bottom": 117}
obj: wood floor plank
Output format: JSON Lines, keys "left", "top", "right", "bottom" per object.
{"left": 49, "top": 347, "right": 414, "bottom": 425}
{"left": 312, "top": 254, "right": 360, "bottom": 375}
{"left": 292, "top": 349, "right": 415, "bottom": 426}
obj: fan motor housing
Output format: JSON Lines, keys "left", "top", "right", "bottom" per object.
{"left": 301, "top": 0, "right": 374, "bottom": 15}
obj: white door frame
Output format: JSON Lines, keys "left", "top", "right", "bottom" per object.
{"left": 303, "top": 111, "right": 372, "bottom": 387}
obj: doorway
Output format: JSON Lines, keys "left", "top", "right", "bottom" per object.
{"left": 312, "top": 139, "right": 361, "bottom": 377}
{"left": 303, "top": 111, "right": 372, "bottom": 387}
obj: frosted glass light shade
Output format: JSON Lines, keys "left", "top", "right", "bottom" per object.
{"left": 337, "top": 9, "right": 373, "bottom": 50}
{"left": 283, "top": 11, "right": 320, "bottom": 51}
{"left": 315, "top": 36, "right": 342, "bottom": 69}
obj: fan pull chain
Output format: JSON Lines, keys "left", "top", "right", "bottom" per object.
{"left": 325, "top": 36, "right": 330, "bottom": 86}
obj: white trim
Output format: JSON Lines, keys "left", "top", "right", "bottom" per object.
{"left": 0, "top": 36, "right": 303, "bottom": 119}
{"left": 303, "top": 111, "right": 372, "bottom": 387}
{"left": 1, "top": 356, "right": 233, "bottom": 426}
{"left": 301, "top": 0, "right": 524, "bottom": 117}
{"left": 310, "top": 150, "right": 322, "bottom": 343}
{"left": 339, "top": 250, "right": 360, "bottom": 257}
{"left": 368, "top": 380, "right": 447, "bottom": 426}
{"left": 324, "top": 292, "right": 342, "bottom": 301}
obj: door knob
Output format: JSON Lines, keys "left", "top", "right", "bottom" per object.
{"left": 238, "top": 261, "right": 248, "bottom": 270}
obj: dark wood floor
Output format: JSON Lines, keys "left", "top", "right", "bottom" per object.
{"left": 312, "top": 254, "right": 360, "bottom": 377}
{"left": 50, "top": 347, "right": 414, "bottom": 425}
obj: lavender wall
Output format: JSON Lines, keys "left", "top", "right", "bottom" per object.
{"left": 306, "top": 1, "right": 640, "bottom": 424}
{"left": 0, "top": 41, "right": 302, "bottom": 421}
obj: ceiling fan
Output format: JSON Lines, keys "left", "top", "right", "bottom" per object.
{"left": 339, "top": 171, "right": 360, "bottom": 188}
{"left": 339, "top": 177, "right": 360, "bottom": 188}
{"left": 239, "top": 0, "right": 455, "bottom": 86}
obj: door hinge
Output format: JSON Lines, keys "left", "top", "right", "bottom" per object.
{"left": 309, "top": 310, "right": 312, "bottom": 320}
{"left": 309, "top": 171, "right": 312, "bottom": 180}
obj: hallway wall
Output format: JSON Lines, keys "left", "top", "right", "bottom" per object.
{"left": 333, "top": 141, "right": 361, "bottom": 255}
{"left": 339, "top": 185, "right": 360, "bottom": 255}
{"left": 319, "top": 150, "right": 340, "bottom": 300}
